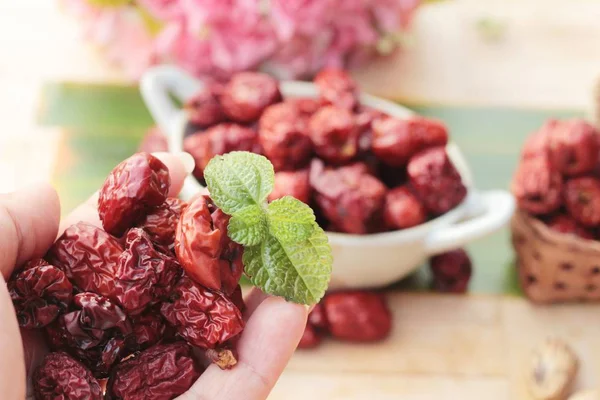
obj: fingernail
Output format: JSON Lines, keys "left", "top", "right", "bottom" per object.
{"left": 175, "top": 152, "right": 195, "bottom": 174}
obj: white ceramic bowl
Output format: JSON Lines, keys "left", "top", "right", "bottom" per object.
{"left": 140, "top": 66, "right": 515, "bottom": 290}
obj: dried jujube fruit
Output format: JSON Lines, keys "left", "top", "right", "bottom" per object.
{"left": 33, "top": 351, "right": 102, "bottom": 400}
{"left": 521, "top": 120, "right": 554, "bottom": 160}
{"left": 429, "top": 249, "right": 472, "bottom": 293}
{"left": 47, "top": 222, "right": 123, "bottom": 298}
{"left": 8, "top": 259, "right": 72, "bottom": 329}
{"left": 184, "top": 82, "right": 226, "bottom": 127}
{"left": 220, "top": 72, "right": 282, "bottom": 123}
{"left": 314, "top": 68, "right": 358, "bottom": 111}
{"left": 208, "top": 205, "right": 244, "bottom": 296}
{"left": 546, "top": 214, "right": 594, "bottom": 240}
{"left": 98, "top": 152, "right": 170, "bottom": 236}
{"left": 160, "top": 276, "right": 244, "bottom": 349}
{"left": 548, "top": 119, "right": 599, "bottom": 176}
{"left": 105, "top": 342, "right": 202, "bottom": 400}
{"left": 563, "top": 177, "right": 600, "bottom": 226}
{"left": 136, "top": 197, "right": 187, "bottom": 248}
{"left": 298, "top": 323, "right": 322, "bottom": 349}
{"left": 383, "top": 186, "right": 428, "bottom": 230}
{"left": 511, "top": 155, "right": 563, "bottom": 215}
{"left": 308, "top": 302, "right": 328, "bottom": 332}
{"left": 308, "top": 106, "right": 360, "bottom": 164}
{"left": 407, "top": 146, "right": 467, "bottom": 215}
{"left": 126, "top": 309, "right": 167, "bottom": 352}
{"left": 268, "top": 169, "right": 311, "bottom": 204}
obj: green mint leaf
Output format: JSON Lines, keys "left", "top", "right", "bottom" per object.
{"left": 228, "top": 205, "right": 268, "bottom": 246}
{"left": 204, "top": 152, "right": 274, "bottom": 215}
{"left": 267, "top": 196, "right": 316, "bottom": 243}
{"left": 243, "top": 224, "right": 332, "bottom": 305}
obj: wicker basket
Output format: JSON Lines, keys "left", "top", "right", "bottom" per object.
{"left": 511, "top": 209, "right": 600, "bottom": 303}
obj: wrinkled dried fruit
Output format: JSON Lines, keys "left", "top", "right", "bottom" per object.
{"left": 323, "top": 291, "right": 391, "bottom": 342}
{"left": 209, "top": 205, "right": 244, "bottom": 296}
{"left": 220, "top": 72, "right": 282, "bottom": 123}
{"left": 114, "top": 228, "right": 181, "bottom": 314}
{"left": 106, "top": 342, "right": 202, "bottom": 400}
{"left": 429, "top": 249, "right": 472, "bottom": 293}
{"left": 289, "top": 97, "right": 320, "bottom": 116}
{"left": 183, "top": 123, "right": 261, "bottom": 179}
{"left": 527, "top": 338, "right": 578, "bottom": 400}
{"left": 512, "top": 155, "right": 563, "bottom": 215}
{"left": 230, "top": 284, "right": 245, "bottom": 313}
{"left": 310, "top": 160, "right": 387, "bottom": 234}
{"left": 33, "top": 351, "right": 102, "bottom": 400}
{"left": 259, "top": 102, "right": 313, "bottom": 171}
{"left": 564, "top": 177, "right": 600, "bottom": 226}
{"left": 521, "top": 120, "right": 554, "bottom": 160}
{"left": 127, "top": 309, "right": 167, "bottom": 351}
{"left": 138, "top": 126, "right": 169, "bottom": 153}
{"left": 298, "top": 323, "right": 322, "bottom": 349}
{"left": 184, "top": 83, "right": 226, "bottom": 127}
{"left": 98, "top": 153, "right": 170, "bottom": 236}
{"left": 47, "top": 222, "right": 123, "bottom": 298}
{"left": 8, "top": 259, "right": 72, "bottom": 329}
{"left": 136, "top": 197, "right": 187, "bottom": 249}
{"left": 548, "top": 119, "right": 599, "bottom": 176}
{"left": 383, "top": 186, "right": 428, "bottom": 230}
{"left": 546, "top": 214, "right": 594, "bottom": 240}
{"left": 160, "top": 276, "right": 244, "bottom": 349}
{"left": 314, "top": 68, "right": 358, "bottom": 110}
{"left": 372, "top": 117, "right": 448, "bottom": 167}
{"left": 309, "top": 106, "right": 360, "bottom": 164}
{"left": 268, "top": 169, "right": 311, "bottom": 204}
{"left": 408, "top": 147, "right": 467, "bottom": 215}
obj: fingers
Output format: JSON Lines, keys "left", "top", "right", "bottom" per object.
{"left": 0, "top": 183, "right": 60, "bottom": 279}
{"left": 180, "top": 297, "right": 308, "bottom": 400}
{"left": 0, "top": 278, "right": 26, "bottom": 399}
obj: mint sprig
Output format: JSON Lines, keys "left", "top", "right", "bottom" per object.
{"left": 204, "top": 152, "right": 332, "bottom": 305}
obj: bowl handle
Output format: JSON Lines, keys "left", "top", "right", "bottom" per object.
{"left": 424, "top": 190, "right": 515, "bottom": 256}
{"left": 140, "top": 65, "right": 203, "bottom": 138}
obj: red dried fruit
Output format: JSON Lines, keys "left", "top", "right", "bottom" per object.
{"left": 289, "top": 97, "right": 320, "bottom": 116}
{"left": 308, "top": 106, "right": 360, "bottom": 164}
{"left": 268, "top": 169, "right": 311, "bottom": 204}
{"left": 47, "top": 222, "right": 123, "bottom": 298}
{"left": 310, "top": 160, "right": 387, "bottom": 234}
{"left": 138, "top": 126, "right": 169, "bottom": 153}
{"left": 564, "top": 177, "right": 600, "bottom": 226}
{"left": 161, "top": 276, "right": 244, "bottom": 349}
{"left": 184, "top": 83, "right": 226, "bottom": 127}
{"left": 546, "top": 214, "right": 594, "bottom": 240}
{"left": 127, "top": 309, "right": 167, "bottom": 352}
{"left": 407, "top": 147, "right": 467, "bottom": 215}
{"left": 183, "top": 123, "right": 261, "bottom": 179}
{"left": 548, "top": 119, "right": 599, "bottom": 176}
{"left": 9, "top": 260, "right": 72, "bottom": 329}
{"left": 98, "top": 153, "right": 171, "bottom": 236}
{"left": 314, "top": 68, "right": 358, "bottom": 111}
{"left": 33, "top": 351, "right": 102, "bottom": 400}
{"left": 114, "top": 228, "right": 182, "bottom": 315}
{"left": 511, "top": 155, "right": 563, "bottom": 215}
{"left": 308, "top": 302, "right": 328, "bottom": 332}
{"left": 105, "top": 342, "right": 202, "bottom": 400}
{"left": 298, "top": 323, "right": 322, "bottom": 349}
{"left": 429, "top": 249, "right": 472, "bottom": 293}
{"left": 521, "top": 120, "right": 554, "bottom": 160}
{"left": 383, "top": 186, "right": 428, "bottom": 230}
{"left": 323, "top": 291, "right": 392, "bottom": 342}
{"left": 229, "top": 284, "right": 245, "bottom": 313}
{"left": 258, "top": 102, "right": 313, "bottom": 171}
{"left": 136, "top": 197, "right": 188, "bottom": 249}
{"left": 209, "top": 206, "right": 244, "bottom": 295}
{"left": 220, "top": 72, "right": 282, "bottom": 123}
{"left": 372, "top": 116, "right": 448, "bottom": 167}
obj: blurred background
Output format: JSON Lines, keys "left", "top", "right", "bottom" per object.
{"left": 3, "top": 1, "right": 600, "bottom": 398}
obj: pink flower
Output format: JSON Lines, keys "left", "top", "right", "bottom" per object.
{"left": 156, "top": 22, "right": 212, "bottom": 76}
{"left": 182, "top": 0, "right": 260, "bottom": 32}
{"left": 138, "top": 0, "right": 184, "bottom": 21}
{"left": 269, "top": 0, "right": 334, "bottom": 41}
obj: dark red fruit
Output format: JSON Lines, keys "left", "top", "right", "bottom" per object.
{"left": 308, "top": 302, "right": 328, "bottom": 332}
{"left": 308, "top": 106, "right": 360, "bottom": 164}
{"left": 136, "top": 197, "right": 188, "bottom": 249}
{"left": 548, "top": 119, "right": 599, "bottom": 176}
{"left": 383, "top": 186, "right": 428, "bottom": 230}
{"left": 314, "top": 68, "right": 358, "bottom": 111}
{"left": 184, "top": 83, "right": 226, "bottom": 127}
{"left": 546, "top": 214, "right": 594, "bottom": 239}
{"left": 563, "top": 177, "right": 600, "bottom": 226}
{"left": 268, "top": 169, "right": 311, "bottom": 204}
{"left": 511, "top": 154, "right": 562, "bottom": 215}
{"left": 208, "top": 205, "right": 244, "bottom": 296}
{"left": 430, "top": 249, "right": 472, "bottom": 293}
{"left": 298, "top": 323, "right": 322, "bottom": 349}
{"left": 127, "top": 309, "right": 167, "bottom": 352}
{"left": 220, "top": 72, "right": 282, "bottom": 123}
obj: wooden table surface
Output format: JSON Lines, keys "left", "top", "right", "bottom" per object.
{"left": 2, "top": 1, "right": 600, "bottom": 398}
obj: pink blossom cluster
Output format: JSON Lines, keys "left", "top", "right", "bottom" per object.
{"left": 61, "top": 0, "right": 420, "bottom": 79}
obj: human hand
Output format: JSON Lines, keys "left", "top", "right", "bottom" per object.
{"left": 0, "top": 152, "right": 308, "bottom": 399}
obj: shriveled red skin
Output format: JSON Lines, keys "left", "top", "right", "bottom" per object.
{"left": 268, "top": 169, "right": 311, "bottom": 204}
{"left": 183, "top": 123, "right": 261, "bottom": 179}
{"left": 563, "top": 176, "right": 600, "bottom": 226}
{"left": 308, "top": 106, "right": 360, "bottom": 164}
{"left": 220, "top": 72, "right": 282, "bottom": 123}
{"left": 546, "top": 214, "right": 594, "bottom": 239}
{"left": 289, "top": 97, "right": 320, "bottom": 116}
{"left": 175, "top": 195, "right": 223, "bottom": 290}
{"left": 511, "top": 154, "right": 563, "bottom": 215}
{"left": 308, "top": 302, "right": 328, "bottom": 332}
{"left": 138, "top": 126, "right": 169, "bottom": 153}
{"left": 160, "top": 276, "right": 244, "bottom": 349}
{"left": 126, "top": 309, "right": 167, "bottom": 352}
{"left": 46, "top": 222, "right": 123, "bottom": 298}
{"left": 323, "top": 291, "right": 392, "bottom": 342}
{"left": 229, "top": 284, "right": 245, "bottom": 313}
{"left": 429, "top": 249, "right": 472, "bottom": 293}
{"left": 33, "top": 351, "right": 103, "bottom": 400}
{"left": 521, "top": 120, "right": 555, "bottom": 160}
{"left": 8, "top": 259, "right": 73, "bottom": 329}
{"left": 105, "top": 342, "right": 202, "bottom": 400}
{"left": 310, "top": 160, "right": 387, "bottom": 234}
{"left": 383, "top": 186, "right": 428, "bottom": 230}
{"left": 184, "top": 82, "right": 226, "bottom": 127}
{"left": 372, "top": 116, "right": 449, "bottom": 167}
{"left": 548, "top": 119, "right": 599, "bottom": 176}
{"left": 98, "top": 153, "right": 171, "bottom": 236}
{"left": 314, "top": 68, "right": 358, "bottom": 111}
{"left": 114, "top": 228, "right": 182, "bottom": 315}
{"left": 136, "top": 197, "right": 188, "bottom": 249}
{"left": 259, "top": 101, "right": 313, "bottom": 171}
{"left": 297, "top": 323, "right": 322, "bottom": 349}
{"left": 407, "top": 147, "right": 467, "bottom": 215}
{"left": 209, "top": 206, "right": 244, "bottom": 296}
